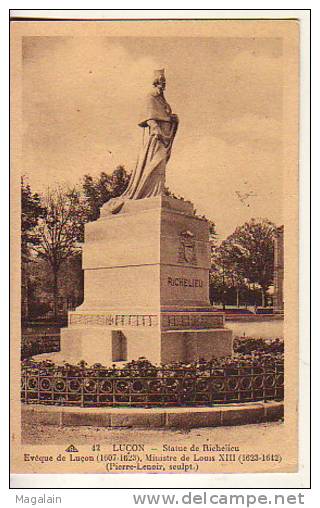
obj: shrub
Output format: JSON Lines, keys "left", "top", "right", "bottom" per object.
{"left": 28, "top": 301, "right": 52, "bottom": 319}
{"left": 233, "top": 337, "right": 284, "bottom": 355}
{"left": 22, "top": 351, "right": 283, "bottom": 378}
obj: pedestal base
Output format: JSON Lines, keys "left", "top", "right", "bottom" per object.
{"left": 50, "top": 196, "right": 234, "bottom": 367}
{"left": 59, "top": 325, "right": 233, "bottom": 366}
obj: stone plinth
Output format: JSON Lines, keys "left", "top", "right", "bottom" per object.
{"left": 60, "top": 196, "right": 233, "bottom": 365}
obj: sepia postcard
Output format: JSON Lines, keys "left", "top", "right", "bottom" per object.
{"left": 10, "top": 13, "right": 305, "bottom": 484}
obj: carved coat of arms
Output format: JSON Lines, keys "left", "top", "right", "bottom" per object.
{"left": 178, "top": 230, "right": 197, "bottom": 265}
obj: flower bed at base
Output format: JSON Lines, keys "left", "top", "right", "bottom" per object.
{"left": 233, "top": 337, "right": 284, "bottom": 354}
{"left": 21, "top": 351, "right": 284, "bottom": 408}
{"left": 21, "top": 335, "right": 284, "bottom": 359}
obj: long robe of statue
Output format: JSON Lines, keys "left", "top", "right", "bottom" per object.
{"left": 104, "top": 70, "right": 178, "bottom": 214}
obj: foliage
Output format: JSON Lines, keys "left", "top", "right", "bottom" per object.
{"left": 211, "top": 218, "right": 276, "bottom": 307}
{"left": 210, "top": 246, "right": 247, "bottom": 307}
{"left": 21, "top": 177, "right": 46, "bottom": 320}
{"left": 22, "top": 338, "right": 283, "bottom": 371}
{"left": 220, "top": 218, "right": 275, "bottom": 290}
{"left": 233, "top": 337, "right": 284, "bottom": 355}
{"left": 28, "top": 301, "right": 52, "bottom": 320}
{"left": 117, "top": 357, "right": 158, "bottom": 378}
{"left": 32, "top": 187, "right": 89, "bottom": 318}
{"left": 21, "top": 345, "right": 283, "bottom": 407}
{"left": 21, "top": 334, "right": 60, "bottom": 359}
{"left": 21, "top": 177, "right": 45, "bottom": 261}
{"left": 35, "top": 186, "right": 89, "bottom": 252}
{"left": 82, "top": 166, "right": 130, "bottom": 222}
{"left": 26, "top": 255, "right": 84, "bottom": 319}
{"left": 21, "top": 167, "right": 130, "bottom": 320}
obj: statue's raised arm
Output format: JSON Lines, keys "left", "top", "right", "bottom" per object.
{"left": 102, "top": 69, "right": 178, "bottom": 215}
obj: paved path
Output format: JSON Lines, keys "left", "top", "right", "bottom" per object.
{"left": 22, "top": 420, "right": 283, "bottom": 452}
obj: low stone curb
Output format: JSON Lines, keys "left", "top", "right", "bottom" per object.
{"left": 22, "top": 401, "right": 283, "bottom": 429}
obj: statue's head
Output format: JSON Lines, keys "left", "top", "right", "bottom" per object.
{"left": 153, "top": 69, "right": 166, "bottom": 91}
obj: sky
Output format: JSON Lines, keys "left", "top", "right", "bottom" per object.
{"left": 22, "top": 35, "right": 283, "bottom": 239}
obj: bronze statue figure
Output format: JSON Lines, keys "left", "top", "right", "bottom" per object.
{"left": 103, "top": 69, "right": 178, "bottom": 214}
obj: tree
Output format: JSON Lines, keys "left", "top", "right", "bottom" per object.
{"left": 82, "top": 166, "right": 130, "bottom": 222}
{"left": 28, "top": 254, "right": 84, "bottom": 320}
{"left": 33, "top": 186, "right": 89, "bottom": 319}
{"left": 210, "top": 242, "right": 247, "bottom": 308}
{"left": 216, "top": 219, "right": 276, "bottom": 307}
{"left": 211, "top": 244, "right": 248, "bottom": 308}
{"left": 21, "top": 177, "right": 45, "bottom": 261}
{"left": 25, "top": 167, "right": 129, "bottom": 320}
{"left": 21, "top": 177, "right": 45, "bottom": 320}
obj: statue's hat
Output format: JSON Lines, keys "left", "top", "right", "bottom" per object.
{"left": 153, "top": 68, "right": 165, "bottom": 81}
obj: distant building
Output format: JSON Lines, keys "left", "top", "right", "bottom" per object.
{"left": 273, "top": 225, "right": 284, "bottom": 314}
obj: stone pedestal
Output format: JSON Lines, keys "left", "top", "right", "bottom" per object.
{"left": 60, "top": 196, "right": 233, "bottom": 365}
